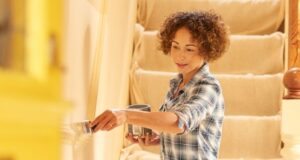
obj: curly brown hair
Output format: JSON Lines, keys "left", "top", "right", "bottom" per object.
{"left": 158, "top": 11, "right": 230, "bottom": 62}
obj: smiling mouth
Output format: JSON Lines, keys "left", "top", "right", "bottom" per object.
{"left": 176, "top": 63, "right": 188, "bottom": 68}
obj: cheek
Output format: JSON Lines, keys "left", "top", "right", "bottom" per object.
{"left": 188, "top": 56, "right": 202, "bottom": 67}
{"left": 170, "top": 52, "right": 177, "bottom": 61}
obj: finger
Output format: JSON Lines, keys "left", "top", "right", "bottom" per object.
{"left": 102, "top": 122, "right": 112, "bottom": 131}
{"left": 149, "top": 138, "right": 160, "bottom": 145}
{"left": 93, "top": 115, "right": 112, "bottom": 132}
{"left": 91, "top": 116, "right": 102, "bottom": 127}
{"left": 126, "top": 135, "right": 135, "bottom": 143}
{"left": 151, "top": 133, "right": 158, "bottom": 139}
{"left": 148, "top": 133, "right": 160, "bottom": 145}
{"left": 91, "top": 113, "right": 107, "bottom": 127}
{"left": 138, "top": 136, "right": 145, "bottom": 146}
{"left": 106, "top": 123, "right": 117, "bottom": 131}
{"left": 103, "top": 117, "right": 117, "bottom": 131}
{"left": 125, "top": 133, "right": 130, "bottom": 139}
{"left": 126, "top": 133, "right": 138, "bottom": 143}
{"left": 145, "top": 133, "right": 150, "bottom": 146}
{"left": 91, "top": 125, "right": 97, "bottom": 132}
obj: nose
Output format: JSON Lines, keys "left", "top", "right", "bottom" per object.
{"left": 178, "top": 49, "right": 186, "bottom": 60}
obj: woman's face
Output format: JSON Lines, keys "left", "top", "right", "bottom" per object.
{"left": 170, "top": 27, "right": 204, "bottom": 75}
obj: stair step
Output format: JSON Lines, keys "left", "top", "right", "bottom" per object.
{"left": 217, "top": 74, "right": 283, "bottom": 116}
{"left": 137, "top": 0, "right": 284, "bottom": 34}
{"left": 131, "top": 69, "right": 283, "bottom": 115}
{"left": 138, "top": 115, "right": 281, "bottom": 159}
{"left": 220, "top": 159, "right": 282, "bottom": 160}
{"left": 134, "top": 30, "right": 284, "bottom": 74}
{"left": 220, "top": 115, "right": 281, "bottom": 159}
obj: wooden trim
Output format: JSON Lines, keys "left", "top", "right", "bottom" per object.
{"left": 288, "top": 0, "right": 300, "bottom": 68}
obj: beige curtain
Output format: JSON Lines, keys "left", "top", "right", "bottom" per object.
{"left": 63, "top": 0, "right": 102, "bottom": 159}
{"left": 92, "top": 0, "right": 136, "bottom": 160}
{"left": 63, "top": 0, "right": 136, "bottom": 159}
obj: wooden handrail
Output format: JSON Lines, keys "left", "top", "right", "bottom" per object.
{"left": 288, "top": 0, "right": 300, "bottom": 68}
{"left": 284, "top": 0, "right": 300, "bottom": 99}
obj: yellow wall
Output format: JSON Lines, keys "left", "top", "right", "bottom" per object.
{"left": 0, "top": 1, "right": 69, "bottom": 160}
{"left": 1, "top": 0, "right": 64, "bottom": 99}
{"left": 10, "top": 0, "right": 26, "bottom": 71}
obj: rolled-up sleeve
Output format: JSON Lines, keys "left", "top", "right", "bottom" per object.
{"left": 171, "top": 83, "right": 220, "bottom": 134}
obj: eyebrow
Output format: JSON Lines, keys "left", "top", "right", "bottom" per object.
{"left": 171, "top": 40, "right": 197, "bottom": 47}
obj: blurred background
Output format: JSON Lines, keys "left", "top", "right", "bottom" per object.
{"left": 0, "top": 0, "right": 134, "bottom": 160}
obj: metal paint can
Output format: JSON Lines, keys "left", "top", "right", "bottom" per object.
{"left": 127, "top": 104, "right": 152, "bottom": 136}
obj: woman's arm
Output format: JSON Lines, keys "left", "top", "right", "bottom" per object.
{"left": 126, "top": 110, "right": 184, "bottom": 134}
{"left": 91, "top": 109, "right": 184, "bottom": 134}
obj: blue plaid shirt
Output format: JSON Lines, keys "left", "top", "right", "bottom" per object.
{"left": 159, "top": 63, "right": 224, "bottom": 160}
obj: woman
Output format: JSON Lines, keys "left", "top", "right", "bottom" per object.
{"left": 91, "top": 11, "right": 230, "bottom": 160}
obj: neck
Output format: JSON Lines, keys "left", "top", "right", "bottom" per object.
{"left": 181, "top": 62, "right": 204, "bottom": 85}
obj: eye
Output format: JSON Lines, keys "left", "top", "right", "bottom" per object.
{"left": 186, "top": 48, "right": 195, "bottom": 52}
{"left": 171, "top": 45, "right": 180, "bottom": 50}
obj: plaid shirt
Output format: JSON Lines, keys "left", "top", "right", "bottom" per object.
{"left": 159, "top": 62, "right": 224, "bottom": 160}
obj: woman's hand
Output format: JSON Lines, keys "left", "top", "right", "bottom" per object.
{"left": 91, "top": 109, "right": 127, "bottom": 132}
{"left": 126, "top": 131, "right": 160, "bottom": 146}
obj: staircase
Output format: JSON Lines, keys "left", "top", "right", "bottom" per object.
{"left": 128, "top": 0, "right": 286, "bottom": 159}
